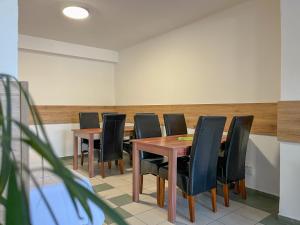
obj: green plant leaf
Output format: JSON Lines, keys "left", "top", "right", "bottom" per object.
{"left": 6, "top": 164, "right": 30, "bottom": 225}
{"left": 0, "top": 103, "right": 12, "bottom": 195}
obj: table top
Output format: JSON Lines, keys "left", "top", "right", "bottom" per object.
{"left": 72, "top": 126, "right": 134, "bottom": 135}
{"left": 132, "top": 134, "right": 194, "bottom": 150}
{"left": 132, "top": 134, "right": 227, "bottom": 150}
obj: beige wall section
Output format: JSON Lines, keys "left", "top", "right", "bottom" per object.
{"left": 115, "top": 0, "right": 281, "bottom": 105}
{"left": 19, "top": 50, "right": 115, "bottom": 105}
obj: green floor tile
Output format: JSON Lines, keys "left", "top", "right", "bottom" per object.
{"left": 260, "top": 214, "right": 300, "bottom": 225}
{"left": 93, "top": 183, "right": 114, "bottom": 192}
{"left": 108, "top": 194, "right": 132, "bottom": 206}
{"left": 115, "top": 207, "right": 133, "bottom": 218}
{"left": 105, "top": 207, "right": 133, "bottom": 224}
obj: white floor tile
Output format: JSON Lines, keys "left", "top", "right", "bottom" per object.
{"left": 234, "top": 206, "right": 269, "bottom": 222}
{"left": 126, "top": 217, "right": 147, "bottom": 225}
{"left": 121, "top": 202, "right": 153, "bottom": 215}
{"left": 135, "top": 208, "right": 168, "bottom": 225}
{"left": 97, "top": 188, "right": 126, "bottom": 199}
{"left": 218, "top": 213, "right": 257, "bottom": 225}
{"left": 206, "top": 221, "right": 225, "bottom": 225}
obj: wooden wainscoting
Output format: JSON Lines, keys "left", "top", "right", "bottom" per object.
{"left": 116, "top": 103, "right": 277, "bottom": 136}
{"left": 32, "top": 105, "right": 115, "bottom": 124}
{"left": 32, "top": 103, "right": 277, "bottom": 136}
{"left": 278, "top": 101, "right": 300, "bottom": 143}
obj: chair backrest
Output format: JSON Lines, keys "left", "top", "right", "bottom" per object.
{"left": 100, "top": 114, "right": 126, "bottom": 162}
{"left": 163, "top": 113, "right": 187, "bottom": 136}
{"left": 101, "top": 112, "right": 118, "bottom": 121}
{"left": 189, "top": 116, "right": 226, "bottom": 195}
{"left": 79, "top": 112, "right": 100, "bottom": 129}
{"left": 224, "top": 115, "right": 254, "bottom": 182}
{"left": 134, "top": 114, "right": 162, "bottom": 159}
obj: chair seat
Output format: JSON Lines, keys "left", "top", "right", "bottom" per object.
{"left": 81, "top": 139, "right": 101, "bottom": 152}
{"left": 158, "top": 156, "right": 190, "bottom": 193}
{"left": 141, "top": 157, "right": 168, "bottom": 175}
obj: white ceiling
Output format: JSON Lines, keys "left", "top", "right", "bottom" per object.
{"left": 19, "top": 0, "right": 249, "bottom": 50}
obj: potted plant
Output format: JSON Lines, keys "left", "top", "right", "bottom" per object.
{"left": 0, "top": 74, "right": 127, "bottom": 225}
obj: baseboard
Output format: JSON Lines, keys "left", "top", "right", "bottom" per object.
{"left": 246, "top": 187, "right": 279, "bottom": 200}
{"left": 278, "top": 215, "right": 300, "bottom": 224}
{"left": 60, "top": 155, "right": 73, "bottom": 161}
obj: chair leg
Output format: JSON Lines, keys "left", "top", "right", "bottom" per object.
{"left": 140, "top": 175, "right": 143, "bottom": 194}
{"left": 182, "top": 191, "right": 187, "bottom": 199}
{"left": 187, "top": 195, "right": 195, "bottom": 223}
{"left": 159, "top": 178, "right": 165, "bottom": 208}
{"left": 108, "top": 161, "right": 112, "bottom": 169}
{"left": 211, "top": 188, "right": 217, "bottom": 212}
{"left": 80, "top": 153, "right": 84, "bottom": 166}
{"left": 223, "top": 184, "right": 229, "bottom": 207}
{"left": 240, "top": 179, "right": 247, "bottom": 200}
{"left": 156, "top": 176, "right": 160, "bottom": 206}
{"left": 234, "top": 181, "right": 240, "bottom": 194}
{"left": 118, "top": 160, "right": 124, "bottom": 174}
{"left": 99, "top": 162, "right": 105, "bottom": 178}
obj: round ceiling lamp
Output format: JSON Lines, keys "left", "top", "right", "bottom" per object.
{"left": 63, "top": 6, "right": 89, "bottom": 20}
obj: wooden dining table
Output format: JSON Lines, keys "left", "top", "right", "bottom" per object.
{"left": 132, "top": 134, "right": 226, "bottom": 223}
{"left": 72, "top": 126, "right": 134, "bottom": 178}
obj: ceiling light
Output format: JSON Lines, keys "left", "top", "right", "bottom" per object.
{"left": 63, "top": 6, "right": 89, "bottom": 20}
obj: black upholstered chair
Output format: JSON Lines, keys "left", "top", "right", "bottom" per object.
{"left": 163, "top": 113, "right": 187, "bottom": 136}
{"left": 123, "top": 113, "right": 156, "bottom": 165}
{"left": 97, "top": 114, "right": 126, "bottom": 178}
{"left": 159, "top": 116, "right": 226, "bottom": 222}
{"left": 217, "top": 115, "right": 254, "bottom": 207}
{"left": 101, "top": 112, "right": 118, "bottom": 121}
{"left": 134, "top": 114, "right": 168, "bottom": 203}
{"left": 78, "top": 112, "right": 100, "bottom": 166}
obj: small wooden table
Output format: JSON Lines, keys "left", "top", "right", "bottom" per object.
{"left": 132, "top": 134, "right": 226, "bottom": 223}
{"left": 72, "top": 127, "right": 134, "bottom": 178}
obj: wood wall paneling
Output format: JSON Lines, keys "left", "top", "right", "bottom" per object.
{"left": 32, "top": 105, "right": 115, "bottom": 124}
{"left": 116, "top": 103, "right": 277, "bottom": 136}
{"left": 278, "top": 101, "right": 300, "bottom": 143}
{"left": 32, "top": 103, "right": 277, "bottom": 136}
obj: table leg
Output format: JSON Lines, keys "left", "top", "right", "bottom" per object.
{"left": 88, "top": 134, "right": 94, "bottom": 178}
{"left": 73, "top": 135, "right": 78, "bottom": 170}
{"left": 132, "top": 142, "right": 140, "bottom": 202}
{"left": 168, "top": 150, "right": 177, "bottom": 223}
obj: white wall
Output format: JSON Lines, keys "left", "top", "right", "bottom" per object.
{"left": 19, "top": 50, "right": 115, "bottom": 105}
{"left": 114, "top": 0, "right": 281, "bottom": 196}
{"left": 279, "top": 0, "right": 300, "bottom": 221}
{"left": 18, "top": 37, "right": 118, "bottom": 172}
{"left": 0, "top": 0, "right": 18, "bottom": 77}
{"left": 115, "top": 0, "right": 281, "bottom": 105}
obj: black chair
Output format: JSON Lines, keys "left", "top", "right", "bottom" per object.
{"left": 123, "top": 113, "right": 155, "bottom": 165}
{"left": 101, "top": 112, "right": 118, "bottom": 121}
{"left": 97, "top": 114, "right": 126, "bottom": 178}
{"left": 158, "top": 116, "right": 226, "bottom": 222}
{"left": 217, "top": 115, "right": 254, "bottom": 207}
{"left": 163, "top": 113, "right": 187, "bottom": 136}
{"left": 134, "top": 114, "right": 168, "bottom": 203}
{"left": 78, "top": 112, "right": 101, "bottom": 166}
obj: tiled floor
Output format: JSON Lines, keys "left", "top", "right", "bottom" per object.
{"left": 62, "top": 156, "right": 298, "bottom": 225}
